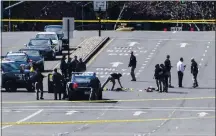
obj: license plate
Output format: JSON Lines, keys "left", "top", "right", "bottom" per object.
{"left": 84, "top": 91, "right": 90, "bottom": 95}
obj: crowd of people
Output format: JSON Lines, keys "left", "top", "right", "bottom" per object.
{"left": 153, "top": 55, "right": 199, "bottom": 93}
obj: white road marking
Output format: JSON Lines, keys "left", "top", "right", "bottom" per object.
{"left": 205, "top": 50, "right": 207, "bottom": 52}
{"left": 150, "top": 52, "right": 154, "bottom": 55}
{"left": 172, "top": 31, "right": 176, "bottom": 33}
{"left": 141, "top": 67, "right": 145, "bottom": 69}
{"left": 199, "top": 63, "right": 202, "bottom": 66}
{"left": 180, "top": 43, "right": 188, "bottom": 48}
{"left": 110, "top": 62, "right": 123, "bottom": 67}
{"left": 142, "top": 64, "right": 146, "bottom": 65}
{"left": 154, "top": 47, "right": 157, "bottom": 50}
{"left": 133, "top": 111, "right": 146, "bottom": 116}
{"left": 2, "top": 109, "right": 43, "bottom": 129}
{"left": 207, "top": 46, "right": 209, "bottom": 48}
{"left": 148, "top": 55, "right": 152, "bottom": 57}
{"left": 197, "top": 112, "right": 209, "bottom": 117}
{"left": 201, "top": 58, "right": 204, "bottom": 61}
{"left": 128, "top": 41, "right": 139, "bottom": 47}
{"left": 107, "top": 50, "right": 114, "bottom": 52}
{"left": 152, "top": 50, "right": 155, "bottom": 52}
{"left": 145, "top": 61, "right": 148, "bottom": 63}
{"left": 66, "top": 110, "right": 79, "bottom": 115}
{"left": 108, "top": 53, "right": 117, "bottom": 55}
{"left": 203, "top": 54, "right": 205, "bottom": 56}
{"left": 208, "top": 42, "right": 210, "bottom": 44}
{"left": 146, "top": 58, "right": 151, "bottom": 60}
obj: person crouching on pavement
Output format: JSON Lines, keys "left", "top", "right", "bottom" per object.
{"left": 52, "top": 68, "right": 64, "bottom": 100}
{"left": 160, "top": 64, "right": 168, "bottom": 93}
{"left": 154, "top": 64, "right": 163, "bottom": 92}
{"left": 101, "top": 73, "right": 123, "bottom": 91}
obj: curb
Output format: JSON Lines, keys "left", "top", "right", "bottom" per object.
{"left": 83, "top": 37, "right": 110, "bottom": 64}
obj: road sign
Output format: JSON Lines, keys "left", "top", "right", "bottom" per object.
{"left": 62, "top": 17, "right": 74, "bottom": 39}
{"left": 94, "top": 1, "right": 107, "bottom": 11}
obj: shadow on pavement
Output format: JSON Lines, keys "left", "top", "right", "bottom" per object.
{"left": 167, "top": 91, "right": 188, "bottom": 94}
{"left": 90, "top": 99, "right": 119, "bottom": 103}
{"left": 43, "top": 69, "right": 53, "bottom": 72}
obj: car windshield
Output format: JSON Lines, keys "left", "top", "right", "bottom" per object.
{"left": 21, "top": 50, "right": 40, "bottom": 56}
{"left": 5, "top": 55, "right": 27, "bottom": 62}
{"left": 36, "top": 34, "right": 57, "bottom": 40}
{"left": 73, "top": 76, "right": 92, "bottom": 83}
{"left": 45, "top": 27, "right": 62, "bottom": 33}
{"left": 2, "top": 62, "right": 20, "bottom": 72}
{"left": 29, "top": 39, "right": 50, "bottom": 46}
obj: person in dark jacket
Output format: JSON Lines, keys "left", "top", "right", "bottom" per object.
{"left": 32, "top": 69, "right": 45, "bottom": 100}
{"left": 71, "top": 56, "right": 79, "bottom": 72}
{"left": 191, "top": 58, "right": 199, "bottom": 87}
{"left": 160, "top": 64, "right": 168, "bottom": 92}
{"left": 89, "top": 75, "right": 101, "bottom": 99}
{"left": 154, "top": 64, "right": 163, "bottom": 92}
{"left": 76, "top": 58, "right": 86, "bottom": 72}
{"left": 67, "top": 57, "right": 72, "bottom": 78}
{"left": 52, "top": 68, "right": 64, "bottom": 100}
{"left": 101, "top": 73, "right": 123, "bottom": 90}
{"left": 128, "top": 51, "right": 137, "bottom": 81}
{"left": 164, "top": 55, "right": 173, "bottom": 87}
{"left": 60, "top": 55, "right": 67, "bottom": 78}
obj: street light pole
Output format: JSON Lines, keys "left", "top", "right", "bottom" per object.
{"left": 82, "top": 5, "right": 83, "bottom": 30}
{"left": 9, "top": 1, "right": 11, "bottom": 32}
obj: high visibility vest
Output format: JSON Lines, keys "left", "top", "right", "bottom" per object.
{"left": 30, "top": 67, "right": 35, "bottom": 72}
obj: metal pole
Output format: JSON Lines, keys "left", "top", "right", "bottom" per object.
{"left": 67, "top": 19, "right": 70, "bottom": 58}
{"left": 98, "top": 7, "right": 101, "bottom": 37}
{"left": 82, "top": 5, "right": 83, "bottom": 30}
{"left": 9, "top": 1, "right": 11, "bottom": 32}
{"left": 4, "top": 1, "right": 25, "bottom": 11}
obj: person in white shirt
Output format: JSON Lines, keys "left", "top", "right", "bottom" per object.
{"left": 177, "top": 57, "right": 186, "bottom": 87}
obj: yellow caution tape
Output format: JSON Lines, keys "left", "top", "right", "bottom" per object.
{"left": 1, "top": 19, "right": 216, "bottom": 23}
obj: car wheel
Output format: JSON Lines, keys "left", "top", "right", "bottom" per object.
{"left": 5, "top": 80, "right": 17, "bottom": 92}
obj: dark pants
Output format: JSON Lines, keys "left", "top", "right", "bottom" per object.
{"left": 192, "top": 72, "right": 198, "bottom": 86}
{"left": 54, "top": 85, "right": 62, "bottom": 100}
{"left": 35, "top": 82, "right": 43, "bottom": 100}
{"left": 178, "top": 71, "right": 184, "bottom": 87}
{"left": 102, "top": 76, "right": 116, "bottom": 90}
{"left": 163, "top": 76, "right": 168, "bottom": 92}
{"left": 61, "top": 70, "right": 67, "bottom": 78}
{"left": 167, "top": 71, "right": 171, "bottom": 85}
{"left": 155, "top": 79, "right": 162, "bottom": 92}
{"left": 130, "top": 66, "right": 136, "bottom": 80}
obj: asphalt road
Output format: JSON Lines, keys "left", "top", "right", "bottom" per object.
{"left": 1, "top": 31, "right": 215, "bottom": 136}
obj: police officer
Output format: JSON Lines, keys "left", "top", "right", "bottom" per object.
{"left": 128, "top": 51, "right": 137, "bottom": 81}
{"left": 164, "top": 55, "right": 173, "bottom": 87}
{"left": 60, "top": 55, "right": 67, "bottom": 78}
{"left": 71, "top": 56, "right": 79, "bottom": 72}
{"left": 101, "top": 73, "right": 123, "bottom": 90}
{"left": 32, "top": 69, "right": 45, "bottom": 100}
{"left": 191, "top": 58, "right": 199, "bottom": 87}
{"left": 160, "top": 64, "right": 168, "bottom": 93}
{"left": 89, "top": 74, "right": 101, "bottom": 100}
{"left": 76, "top": 58, "right": 86, "bottom": 72}
{"left": 52, "top": 68, "right": 64, "bottom": 100}
{"left": 154, "top": 64, "right": 162, "bottom": 92}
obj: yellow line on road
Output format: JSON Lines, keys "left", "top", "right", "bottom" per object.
{"left": 2, "top": 116, "right": 215, "bottom": 126}
{"left": 2, "top": 96, "right": 215, "bottom": 104}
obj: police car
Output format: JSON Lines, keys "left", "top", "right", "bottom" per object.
{"left": 19, "top": 49, "right": 45, "bottom": 71}
{"left": 66, "top": 72, "right": 103, "bottom": 101}
{"left": 47, "top": 72, "right": 102, "bottom": 101}
{"left": 3, "top": 51, "right": 31, "bottom": 69}
{"left": 1, "top": 60, "right": 35, "bottom": 92}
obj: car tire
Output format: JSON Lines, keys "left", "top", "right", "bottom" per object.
{"left": 5, "top": 80, "right": 17, "bottom": 92}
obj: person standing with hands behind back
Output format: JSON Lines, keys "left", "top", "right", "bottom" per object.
{"left": 177, "top": 57, "right": 186, "bottom": 87}
{"left": 128, "top": 51, "right": 137, "bottom": 81}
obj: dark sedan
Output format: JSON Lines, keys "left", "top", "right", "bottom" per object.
{"left": 19, "top": 49, "right": 45, "bottom": 71}
{"left": 25, "top": 38, "right": 56, "bottom": 60}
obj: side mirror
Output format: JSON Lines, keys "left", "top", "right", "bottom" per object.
{"left": 24, "top": 44, "right": 27, "bottom": 47}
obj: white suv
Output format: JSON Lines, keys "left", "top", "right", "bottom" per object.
{"left": 35, "top": 32, "right": 63, "bottom": 55}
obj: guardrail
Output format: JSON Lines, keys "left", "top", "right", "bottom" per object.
{"left": 2, "top": 19, "right": 216, "bottom": 23}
